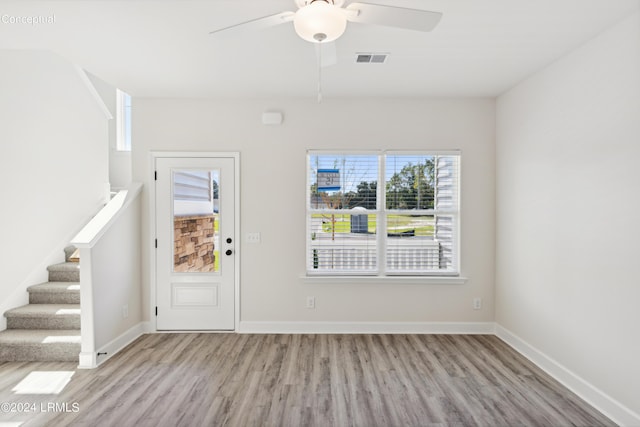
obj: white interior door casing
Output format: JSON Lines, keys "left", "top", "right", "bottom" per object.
{"left": 155, "top": 156, "right": 236, "bottom": 330}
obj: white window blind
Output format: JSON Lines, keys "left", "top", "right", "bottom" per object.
{"left": 307, "top": 151, "right": 460, "bottom": 276}
{"left": 385, "top": 153, "right": 459, "bottom": 274}
{"left": 308, "top": 154, "right": 379, "bottom": 274}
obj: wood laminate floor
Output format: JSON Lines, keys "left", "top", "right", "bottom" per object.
{"left": 0, "top": 334, "right": 614, "bottom": 427}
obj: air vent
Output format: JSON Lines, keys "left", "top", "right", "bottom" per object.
{"left": 356, "top": 53, "right": 389, "bottom": 64}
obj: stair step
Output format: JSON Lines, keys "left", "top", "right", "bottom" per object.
{"left": 47, "top": 262, "right": 80, "bottom": 282}
{"left": 64, "top": 245, "right": 79, "bottom": 263}
{"left": 0, "top": 329, "right": 80, "bottom": 362}
{"left": 28, "top": 282, "right": 80, "bottom": 304}
{"left": 4, "top": 304, "right": 80, "bottom": 330}
{"left": 68, "top": 249, "right": 80, "bottom": 262}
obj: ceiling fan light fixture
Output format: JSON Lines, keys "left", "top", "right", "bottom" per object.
{"left": 293, "top": 1, "right": 347, "bottom": 43}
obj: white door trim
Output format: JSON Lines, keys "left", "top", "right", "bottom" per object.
{"left": 149, "top": 151, "right": 240, "bottom": 332}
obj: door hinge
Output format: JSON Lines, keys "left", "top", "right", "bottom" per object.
{"left": 155, "top": 306, "right": 158, "bottom": 316}
{"left": 155, "top": 239, "right": 158, "bottom": 249}
{"left": 154, "top": 171, "right": 157, "bottom": 181}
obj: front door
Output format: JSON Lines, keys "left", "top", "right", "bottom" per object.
{"left": 155, "top": 156, "right": 236, "bottom": 330}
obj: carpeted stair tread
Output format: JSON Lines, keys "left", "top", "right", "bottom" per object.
{"left": 47, "top": 262, "right": 80, "bottom": 273}
{"left": 1, "top": 246, "right": 81, "bottom": 362}
{"left": 5, "top": 304, "right": 80, "bottom": 330}
{"left": 0, "top": 329, "right": 81, "bottom": 344}
{"left": 27, "top": 282, "right": 80, "bottom": 304}
{"left": 47, "top": 262, "right": 80, "bottom": 282}
{"left": 0, "top": 329, "right": 81, "bottom": 362}
{"left": 28, "top": 282, "right": 80, "bottom": 293}
{"left": 5, "top": 304, "right": 80, "bottom": 318}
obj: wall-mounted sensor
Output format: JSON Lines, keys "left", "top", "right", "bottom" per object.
{"left": 262, "top": 111, "right": 283, "bottom": 126}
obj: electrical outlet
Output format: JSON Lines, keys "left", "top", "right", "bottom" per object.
{"left": 246, "top": 232, "right": 261, "bottom": 243}
{"left": 473, "top": 298, "right": 482, "bottom": 310}
{"left": 122, "top": 304, "right": 129, "bottom": 319}
{"left": 306, "top": 296, "right": 316, "bottom": 309}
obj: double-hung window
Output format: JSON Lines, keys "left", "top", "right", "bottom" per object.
{"left": 306, "top": 151, "right": 460, "bottom": 276}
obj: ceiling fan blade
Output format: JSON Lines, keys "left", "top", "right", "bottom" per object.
{"left": 315, "top": 42, "right": 337, "bottom": 68}
{"left": 209, "top": 11, "right": 295, "bottom": 35}
{"left": 345, "top": 2, "right": 442, "bottom": 32}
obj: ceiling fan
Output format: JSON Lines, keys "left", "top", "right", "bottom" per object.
{"left": 210, "top": 0, "right": 442, "bottom": 100}
{"left": 210, "top": 0, "right": 442, "bottom": 46}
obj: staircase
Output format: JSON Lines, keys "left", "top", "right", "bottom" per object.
{"left": 0, "top": 246, "right": 81, "bottom": 362}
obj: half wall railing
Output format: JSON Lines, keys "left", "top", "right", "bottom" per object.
{"left": 71, "top": 182, "right": 143, "bottom": 369}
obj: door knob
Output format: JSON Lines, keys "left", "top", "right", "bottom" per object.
{"left": 225, "top": 249, "right": 233, "bottom": 256}
{"left": 226, "top": 238, "right": 232, "bottom": 244}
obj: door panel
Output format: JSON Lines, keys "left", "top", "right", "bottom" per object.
{"left": 156, "top": 157, "right": 235, "bottom": 330}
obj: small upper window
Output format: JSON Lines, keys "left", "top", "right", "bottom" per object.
{"left": 116, "top": 89, "right": 132, "bottom": 152}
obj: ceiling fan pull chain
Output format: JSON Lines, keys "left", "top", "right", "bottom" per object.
{"left": 317, "top": 43, "right": 323, "bottom": 103}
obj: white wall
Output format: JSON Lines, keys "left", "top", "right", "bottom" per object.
{"left": 133, "top": 98, "right": 495, "bottom": 327}
{"left": 89, "top": 190, "right": 142, "bottom": 352}
{"left": 85, "top": 71, "right": 132, "bottom": 190}
{"left": 496, "top": 12, "right": 640, "bottom": 422}
{"left": 0, "top": 50, "right": 109, "bottom": 329}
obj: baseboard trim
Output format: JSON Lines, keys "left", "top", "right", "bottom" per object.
{"left": 88, "top": 322, "right": 147, "bottom": 369}
{"left": 78, "top": 351, "right": 96, "bottom": 369}
{"left": 140, "top": 321, "right": 153, "bottom": 334}
{"left": 238, "top": 321, "right": 495, "bottom": 334}
{"left": 495, "top": 324, "right": 640, "bottom": 427}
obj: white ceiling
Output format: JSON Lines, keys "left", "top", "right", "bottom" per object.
{"left": 1, "top": 0, "right": 638, "bottom": 98}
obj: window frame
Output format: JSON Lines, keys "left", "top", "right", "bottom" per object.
{"left": 116, "top": 89, "right": 132, "bottom": 152}
{"left": 306, "top": 150, "right": 461, "bottom": 278}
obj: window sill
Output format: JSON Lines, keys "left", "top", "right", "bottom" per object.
{"left": 301, "top": 275, "right": 468, "bottom": 285}
{"left": 111, "top": 149, "right": 132, "bottom": 156}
